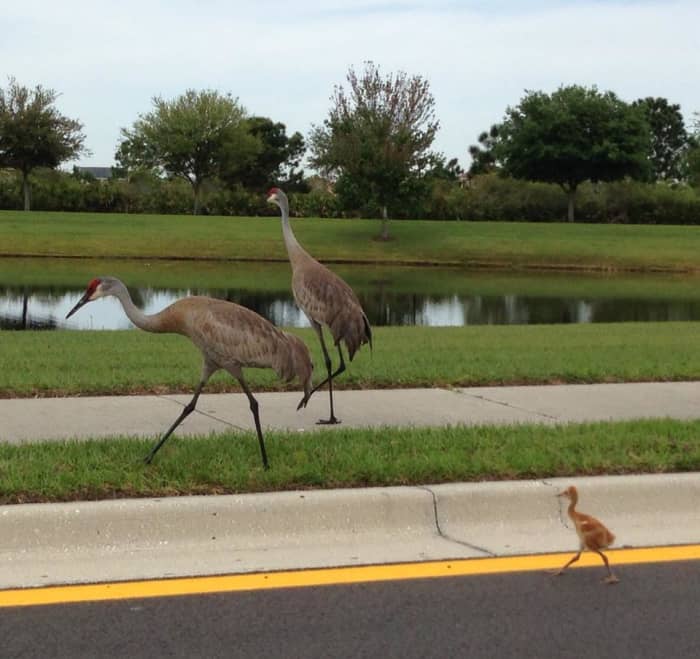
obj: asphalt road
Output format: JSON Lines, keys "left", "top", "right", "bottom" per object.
{"left": 3, "top": 560, "right": 699, "bottom": 659}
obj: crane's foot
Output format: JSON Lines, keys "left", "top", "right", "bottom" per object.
{"left": 316, "top": 416, "right": 341, "bottom": 425}
{"left": 548, "top": 569, "right": 565, "bottom": 577}
{"left": 603, "top": 575, "right": 620, "bottom": 585}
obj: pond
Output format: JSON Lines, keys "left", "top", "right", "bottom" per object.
{"left": 2, "top": 257, "right": 700, "bottom": 330}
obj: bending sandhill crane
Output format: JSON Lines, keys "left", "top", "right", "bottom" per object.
{"left": 267, "top": 187, "right": 372, "bottom": 424}
{"left": 66, "top": 277, "right": 313, "bottom": 469}
{"left": 552, "top": 485, "right": 619, "bottom": 584}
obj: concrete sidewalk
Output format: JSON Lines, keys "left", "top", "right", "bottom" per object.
{"left": 1, "top": 381, "right": 700, "bottom": 443}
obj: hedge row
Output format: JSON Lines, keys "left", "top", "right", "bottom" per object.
{"left": 1, "top": 169, "right": 699, "bottom": 224}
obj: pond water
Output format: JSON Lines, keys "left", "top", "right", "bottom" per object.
{"left": 2, "top": 258, "right": 700, "bottom": 330}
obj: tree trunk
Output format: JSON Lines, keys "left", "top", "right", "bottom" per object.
{"left": 22, "top": 290, "right": 29, "bottom": 329}
{"left": 566, "top": 186, "right": 577, "bottom": 222}
{"left": 22, "top": 171, "right": 31, "bottom": 211}
{"left": 380, "top": 205, "right": 389, "bottom": 240}
{"left": 193, "top": 183, "right": 200, "bottom": 215}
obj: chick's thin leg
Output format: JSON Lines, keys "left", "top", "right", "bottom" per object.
{"left": 594, "top": 549, "right": 620, "bottom": 584}
{"left": 550, "top": 551, "right": 581, "bottom": 576}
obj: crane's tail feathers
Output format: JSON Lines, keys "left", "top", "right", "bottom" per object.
{"left": 364, "top": 313, "right": 373, "bottom": 352}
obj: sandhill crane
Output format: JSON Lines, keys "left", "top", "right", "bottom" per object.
{"left": 267, "top": 187, "right": 372, "bottom": 424}
{"left": 552, "top": 485, "right": 619, "bottom": 584}
{"left": 66, "top": 277, "right": 313, "bottom": 469}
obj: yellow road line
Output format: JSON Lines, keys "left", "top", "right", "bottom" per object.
{"left": 1, "top": 544, "right": 698, "bottom": 608}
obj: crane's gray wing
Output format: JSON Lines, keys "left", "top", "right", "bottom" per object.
{"left": 182, "top": 297, "right": 312, "bottom": 382}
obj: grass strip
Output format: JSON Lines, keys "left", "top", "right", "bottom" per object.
{"left": 4, "top": 257, "right": 700, "bottom": 300}
{"left": 2, "top": 211, "right": 700, "bottom": 271}
{"left": 1, "top": 419, "right": 698, "bottom": 504}
{"left": 1, "top": 323, "right": 699, "bottom": 398}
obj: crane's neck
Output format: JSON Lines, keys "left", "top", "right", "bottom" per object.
{"left": 278, "top": 196, "right": 308, "bottom": 267}
{"left": 113, "top": 283, "right": 163, "bottom": 333}
{"left": 566, "top": 492, "right": 578, "bottom": 519}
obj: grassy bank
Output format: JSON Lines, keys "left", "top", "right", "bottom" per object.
{"left": 1, "top": 323, "right": 699, "bottom": 398}
{"left": 2, "top": 211, "right": 700, "bottom": 271}
{"left": 1, "top": 419, "right": 698, "bottom": 504}
{"left": 3, "top": 257, "right": 700, "bottom": 301}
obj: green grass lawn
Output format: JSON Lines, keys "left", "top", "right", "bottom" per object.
{"left": 1, "top": 419, "right": 698, "bottom": 504}
{"left": 1, "top": 323, "right": 699, "bottom": 398}
{"left": 3, "top": 210, "right": 700, "bottom": 271}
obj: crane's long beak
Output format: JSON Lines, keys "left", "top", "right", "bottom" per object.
{"left": 66, "top": 292, "right": 91, "bottom": 319}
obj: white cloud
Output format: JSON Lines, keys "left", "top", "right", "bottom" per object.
{"left": 2, "top": 1, "right": 698, "bottom": 167}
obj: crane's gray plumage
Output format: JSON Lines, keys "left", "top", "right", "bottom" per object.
{"left": 267, "top": 188, "right": 371, "bottom": 423}
{"left": 67, "top": 276, "right": 313, "bottom": 467}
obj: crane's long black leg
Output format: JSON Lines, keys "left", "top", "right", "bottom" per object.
{"left": 144, "top": 362, "right": 214, "bottom": 465}
{"left": 144, "top": 382, "right": 205, "bottom": 464}
{"left": 313, "top": 325, "right": 340, "bottom": 425}
{"left": 236, "top": 376, "right": 269, "bottom": 470}
{"left": 307, "top": 344, "right": 346, "bottom": 398}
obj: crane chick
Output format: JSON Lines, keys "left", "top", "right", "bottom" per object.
{"left": 552, "top": 485, "right": 619, "bottom": 584}
{"left": 67, "top": 276, "right": 313, "bottom": 469}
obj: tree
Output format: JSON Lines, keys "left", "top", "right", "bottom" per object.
{"left": 467, "top": 124, "right": 501, "bottom": 176}
{"left": 116, "top": 89, "right": 259, "bottom": 214}
{"left": 235, "top": 116, "right": 306, "bottom": 191}
{"left": 687, "top": 112, "right": 700, "bottom": 188}
{"left": 632, "top": 97, "right": 691, "bottom": 181}
{"left": 309, "top": 61, "right": 439, "bottom": 239}
{"left": 0, "top": 77, "right": 87, "bottom": 210}
{"left": 495, "top": 85, "right": 651, "bottom": 221}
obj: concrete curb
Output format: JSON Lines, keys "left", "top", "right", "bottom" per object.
{"left": 1, "top": 472, "right": 698, "bottom": 589}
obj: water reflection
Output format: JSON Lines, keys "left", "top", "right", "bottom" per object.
{"left": 4, "top": 281, "right": 700, "bottom": 330}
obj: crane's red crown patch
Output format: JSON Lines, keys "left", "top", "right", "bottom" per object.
{"left": 87, "top": 278, "right": 101, "bottom": 293}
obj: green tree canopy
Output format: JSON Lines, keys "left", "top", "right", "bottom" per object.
{"left": 495, "top": 85, "right": 651, "bottom": 221}
{"left": 0, "top": 77, "right": 87, "bottom": 210}
{"left": 309, "top": 61, "right": 439, "bottom": 238}
{"left": 467, "top": 124, "right": 500, "bottom": 176}
{"left": 235, "top": 116, "right": 306, "bottom": 191}
{"left": 632, "top": 97, "right": 691, "bottom": 181}
{"left": 116, "top": 89, "right": 260, "bottom": 214}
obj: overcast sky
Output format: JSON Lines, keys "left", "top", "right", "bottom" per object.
{"left": 3, "top": 0, "right": 698, "bottom": 169}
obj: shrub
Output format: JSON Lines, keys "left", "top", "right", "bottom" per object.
{"left": 1, "top": 168, "right": 699, "bottom": 224}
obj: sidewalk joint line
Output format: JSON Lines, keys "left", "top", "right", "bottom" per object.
{"left": 540, "top": 479, "right": 572, "bottom": 529}
{"left": 454, "top": 389, "right": 560, "bottom": 421}
{"left": 417, "top": 485, "right": 496, "bottom": 557}
{"left": 155, "top": 394, "right": 247, "bottom": 433}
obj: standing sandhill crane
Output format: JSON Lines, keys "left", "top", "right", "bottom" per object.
{"left": 66, "top": 277, "right": 313, "bottom": 469}
{"left": 267, "top": 187, "right": 372, "bottom": 424}
{"left": 552, "top": 485, "right": 620, "bottom": 584}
